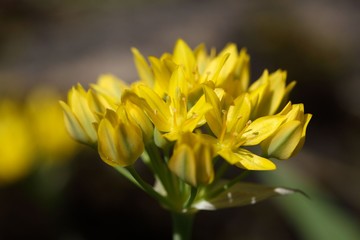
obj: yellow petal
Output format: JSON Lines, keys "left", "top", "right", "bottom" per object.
{"left": 194, "top": 43, "right": 209, "bottom": 74}
{"left": 90, "top": 74, "right": 128, "bottom": 105}
{"left": 267, "top": 70, "right": 286, "bottom": 114}
{"left": 149, "top": 56, "right": 171, "bottom": 96}
{"left": 133, "top": 85, "right": 171, "bottom": 132}
{"left": 227, "top": 94, "right": 251, "bottom": 133}
{"left": 173, "top": 39, "right": 196, "bottom": 74}
{"left": 216, "top": 43, "right": 238, "bottom": 86}
{"left": 98, "top": 118, "right": 144, "bottom": 167}
{"left": 291, "top": 113, "right": 312, "bottom": 157}
{"left": 219, "top": 148, "right": 276, "bottom": 170}
{"left": 168, "top": 132, "right": 215, "bottom": 186}
{"left": 203, "top": 85, "right": 223, "bottom": 137}
{"left": 125, "top": 101, "right": 153, "bottom": 143}
{"left": 168, "top": 66, "right": 188, "bottom": 98}
{"left": 131, "top": 48, "right": 154, "bottom": 86}
{"left": 98, "top": 118, "right": 119, "bottom": 165}
{"left": 261, "top": 120, "right": 302, "bottom": 160}
{"left": 242, "top": 116, "right": 285, "bottom": 146}
{"left": 168, "top": 145, "right": 196, "bottom": 186}
{"left": 200, "top": 53, "right": 230, "bottom": 84}
{"left": 59, "top": 101, "right": 96, "bottom": 144}
{"left": 69, "top": 85, "right": 97, "bottom": 141}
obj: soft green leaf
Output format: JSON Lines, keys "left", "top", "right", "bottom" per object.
{"left": 193, "top": 182, "right": 301, "bottom": 210}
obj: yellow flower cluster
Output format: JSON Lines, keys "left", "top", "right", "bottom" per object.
{"left": 0, "top": 87, "right": 77, "bottom": 185}
{"left": 61, "top": 39, "right": 311, "bottom": 210}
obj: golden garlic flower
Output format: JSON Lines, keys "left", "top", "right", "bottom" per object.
{"left": 61, "top": 39, "right": 311, "bottom": 217}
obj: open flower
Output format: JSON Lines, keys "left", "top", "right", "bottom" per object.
{"left": 203, "top": 85, "right": 284, "bottom": 170}
{"left": 127, "top": 68, "right": 212, "bottom": 141}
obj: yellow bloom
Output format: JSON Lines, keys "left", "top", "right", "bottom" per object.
{"left": 248, "top": 69, "right": 296, "bottom": 118}
{"left": 59, "top": 84, "right": 98, "bottom": 145}
{"left": 203, "top": 85, "right": 284, "bottom": 170}
{"left": 61, "top": 39, "right": 313, "bottom": 214}
{"left": 128, "top": 70, "right": 212, "bottom": 141}
{"left": 97, "top": 106, "right": 144, "bottom": 167}
{"left": 168, "top": 132, "right": 215, "bottom": 186}
{"left": 131, "top": 39, "right": 250, "bottom": 101}
{"left": 261, "top": 102, "right": 312, "bottom": 159}
{"left": 0, "top": 100, "right": 35, "bottom": 185}
{"left": 90, "top": 74, "right": 129, "bottom": 111}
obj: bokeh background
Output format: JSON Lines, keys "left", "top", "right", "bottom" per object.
{"left": 1, "top": 0, "right": 359, "bottom": 239}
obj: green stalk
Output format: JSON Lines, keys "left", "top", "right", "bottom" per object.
{"left": 146, "top": 144, "right": 177, "bottom": 200}
{"left": 171, "top": 212, "right": 195, "bottom": 240}
{"left": 125, "top": 166, "right": 175, "bottom": 209}
{"left": 114, "top": 166, "right": 141, "bottom": 188}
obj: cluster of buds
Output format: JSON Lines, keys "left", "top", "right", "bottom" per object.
{"left": 60, "top": 39, "right": 311, "bottom": 212}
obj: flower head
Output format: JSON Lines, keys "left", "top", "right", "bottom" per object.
{"left": 61, "top": 39, "right": 312, "bottom": 214}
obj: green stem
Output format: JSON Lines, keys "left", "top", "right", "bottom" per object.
{"left": 145, "top": 145, "right": 172, "bottom": 193}
{"left": 171, "top": 212, "right": 195, "bottom": 240}
{"left": 114, "top": 166, "right": 141, "bottom": 188}
{"left": 125, "top": 166, "right": 175, "bottom": 209}
{"left": 184, "top": 187, "right": 198, "bottom": 209}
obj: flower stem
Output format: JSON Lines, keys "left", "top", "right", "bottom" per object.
{"left": 125, "top": 166, "right": 175, "bottom": 209}
{"left": 171, "top": 212, "right": 195, "bottom": 240}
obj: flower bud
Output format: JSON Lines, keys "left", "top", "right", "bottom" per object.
{"left": 249, "top": 70, "right": 296, "bottom": 118}
{"left": 59, "top": 84, "right": 97, "bottom": 145}
{"left": 121, "top": 90, "right": 154, "bottom": 144}
{"left": 261, "top": 103, "right": 312, "bottom": 160}
{"left": 97, "top": 108, "right": 144, "bottom": 167}
{"left": 168, "top": 132, "right": 215, "bottom": 186}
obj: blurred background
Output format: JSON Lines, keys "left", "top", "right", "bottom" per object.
{"left": 0, "top": 0, "right": 359, "bottom": 239}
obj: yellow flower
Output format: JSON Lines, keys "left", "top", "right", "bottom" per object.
{"left": 248, "top": 69, "right": 296, "bottom": 118}
{"left": 0, "top": 100, "right": 35, "bottom": 185}
{"left": 61, "top": 39, "right": 313, "bottom": 214}
{"left": 261, "top": 102, "right": 312, "bottom": 159}
{"left": 97, "top": 106, "right": 144, "bottom": 167}
{"left": 128, "top": 69, "right": 212, "bottom": 141}
{"left": 203, "top": 85, "right": 284, "bottom": 170}
{"left": 59, "top": 84, "right": 98, "bottom": 145}
{"left": 168, "top": 132, "right": 216, "bottom": 186}
{"left": 90, "top": 74, "right": 129, "bottom": 111}
{"left": 132, "top": 39, "right": 250, "bottom": 101}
